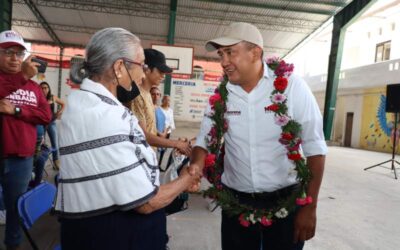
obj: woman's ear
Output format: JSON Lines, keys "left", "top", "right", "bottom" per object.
{"left": 113, "top": 59, "right": 124, "bottom": 78}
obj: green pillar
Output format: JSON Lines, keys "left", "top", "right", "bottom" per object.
{"left": 323, "top": 20, "right": 345, "bottom": 140}
{"left": 323, "top": 0, "right": 377, "bottom": 140}
{"left": 164, "top": 0, "right": 177, "bottom": 95}
{"left": 1, "top": 0, "right": 12, "bottom": 31}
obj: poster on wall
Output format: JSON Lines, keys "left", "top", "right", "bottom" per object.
{"left": 170, "top": 77, "right": 220, "bottom": 122}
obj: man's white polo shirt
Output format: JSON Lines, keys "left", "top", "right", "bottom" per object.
{"left": 195, "top": 63, "right": 327, "bottom": 193}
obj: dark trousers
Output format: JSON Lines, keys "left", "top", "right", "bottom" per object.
{"left": 221, "top": 185, "right": 304, "bottom": 250}
{"left": 60, "top": 209, "right": 167, "bottom": 250}
{"left": 221, "top": 210, "right": 304, "bottom": 250}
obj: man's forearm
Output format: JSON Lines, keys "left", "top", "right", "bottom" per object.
{"left": 306, "top": 155, "right": 325, "bottom": 207}
{"left": 190, "top": 146, "right": 208, "bottom": 171}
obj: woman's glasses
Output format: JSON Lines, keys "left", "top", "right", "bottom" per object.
{"left": 123, "top": 57, "right": 148, "bottom": 71}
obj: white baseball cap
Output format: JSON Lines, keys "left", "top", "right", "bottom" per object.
{"left": 205, "top": 22, "right": 264, "bottom": 51}
{"left": 0, "top": 30, "right": 27, "bottom": 50}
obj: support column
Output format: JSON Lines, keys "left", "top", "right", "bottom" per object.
{"left": 164, "top": 0, "right": 177, "bottom": 95}
{"left": 323, "top": 0, "right": 377, "bottom": 140}
{"left": 57, "top": 47, "right": 64, "bottom": 98}
{"left": 1, "top": 0, "right": 12, "bottom": 31}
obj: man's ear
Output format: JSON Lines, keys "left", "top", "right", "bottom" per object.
{"left": 252, "top": 47, "right": 263, "bottom": 62}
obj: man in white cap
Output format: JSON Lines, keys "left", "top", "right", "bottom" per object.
{"left": 0, "top": 30, "right": 51, "bottom": 250}
{"left": 190, "top": 22, "right": 327, "bottom": 249}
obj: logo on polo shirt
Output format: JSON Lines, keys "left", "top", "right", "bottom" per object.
{"left": 226, "top": 110, "right": 241, "bottom": 116}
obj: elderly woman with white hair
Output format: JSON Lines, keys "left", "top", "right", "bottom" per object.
{"left": 54, "top": 27, "right": 200, "bottom": 250}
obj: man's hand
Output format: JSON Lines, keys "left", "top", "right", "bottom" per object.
{"left": 21, "top": 55, "right": 39, "bottom": 80}
{"left": 186, "top": 164, "right": 202, "bottom": 192}
{"left": 293, "top": 205, "right": 317, "bottom": 243}
{"left": 175, "top": 140, "right": 191, "bottom": 156}
{"left": 0, "top": 99, "right": 15, "bottom": 115}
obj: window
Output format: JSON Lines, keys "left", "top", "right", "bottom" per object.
{"left": 375, "top": 41, "right": 391, "bottom": 62}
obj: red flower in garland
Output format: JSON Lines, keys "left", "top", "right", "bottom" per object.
{"left": 260, "top": 216, "right": 273, "bottom": 227}
{"left": 281, "top": 132, "right": 293, "bottom": 141}
{"left": 205, "top": 154, "right": 216, "bottom": 168}
{"left": 239, "top": 214, "right": 250, "bottom": 227}
{"left": 209, "top": 93, "right": 223, "bottom": 107}
{"left": 274, "top": 76, "right": 288, "bottom": 92}
{"left": 209, "top": 127, "right": 217, "bottom": 138}
{"left": 296, "top": 196, "right": 313, "bottom": 206}
{"left": 288, "top": 153, "right": 302, "bottom": 161}
{"left": 286, "top": 139, "right": 302, "bottom": 151}
{"left": 265, "top": 103, "right": 280, "bottom": 112}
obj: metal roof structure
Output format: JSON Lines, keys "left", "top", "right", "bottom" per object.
{"left": 11, "top": 0, "right": 353, "bottom": 60}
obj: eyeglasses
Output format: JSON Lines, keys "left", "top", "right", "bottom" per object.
{"left": 151, "top": 92, "right": 161, "bottom": 96}
{"left": 123, "top": 57, "right": 148, "bottom": 71}
{"left": 0, "top": 48, "right": 26, "bottom": 59}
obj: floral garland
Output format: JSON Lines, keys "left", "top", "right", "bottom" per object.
{"left": 203, "top": 57, "right": 313, "bottom": 227}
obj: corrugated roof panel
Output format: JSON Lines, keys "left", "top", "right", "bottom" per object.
{"left": 12, "top": 3, "right": 36, "bottom": 21}
{"left": 13, "top": 26, "right": 52, "bottom": 43}
{"left": 10, "top": 0, "right": 354, "bottom": 60}
{"left": 37, "top": 6, "right": 84, "bottom": 27}
{"left": 53, "top": 30, "right": 92, "bottom": 45}
{"left": 175, "top": 22, "right": 221, "bottom": 42}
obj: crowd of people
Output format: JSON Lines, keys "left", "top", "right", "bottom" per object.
{"left": 0, "top": 22, "right": 327, "bottom": 250}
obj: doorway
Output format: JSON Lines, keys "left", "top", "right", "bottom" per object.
{"left": 344, "top": 112, "right": 354, "bottom": 147}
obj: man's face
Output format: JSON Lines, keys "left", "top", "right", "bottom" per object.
{"left": 150, "top": 88, "right": 161, "bottom": 105}
{"left": 162, "top": 95, "right": 170, "bottom": 106}
{"left": 0, "top": 46, "right": 25, "bottom": 74}
{"left": 217, "top": 42, "right": 257, "bottom": 85}
{"left": 145, "top": 67, "right": 165, "bottom": 86}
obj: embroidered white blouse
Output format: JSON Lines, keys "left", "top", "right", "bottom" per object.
{"left": 54, "top": 78, "right": 159, "bottom": 218}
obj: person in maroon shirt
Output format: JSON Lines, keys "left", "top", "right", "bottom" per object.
{"left": 0, "top": 30, "right": 51, "bottom": 250}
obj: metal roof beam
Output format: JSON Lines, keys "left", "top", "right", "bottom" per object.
{"left": 25, "top": 39, "right": 83, "bottom": 49}
{"left": 279, "top": 0, "right": 348, "bottom": 7}
{"left": 13, "top": 19, "right": 289, "bottom": 54}
{"left": 192, "top": 0, "right": 336, "bottom": 16}
{"left": 14, "top": 0, "right": 319, "bottom": 33}
{"left": 22, "top": 0, "right": 63, "bottom": 47}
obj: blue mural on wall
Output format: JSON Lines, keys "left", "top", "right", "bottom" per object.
{"left": 365, "top": 94, "right": 399, "bottom": 151}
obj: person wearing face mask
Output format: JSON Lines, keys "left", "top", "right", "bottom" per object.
{"left": 0, "top": 30, "right": 52, "bottom": 250}
{"left": 54, "top": 28, "right": 201, "bottom": 250}
{"left": 128, "top": 49, "right": 191, "bottom": 157}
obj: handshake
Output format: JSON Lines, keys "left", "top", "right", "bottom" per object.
{"left": 181, "top": 163, "right": 203, "bottom": 193}
{"left": 173, "top": 137, "right": 203, "bottom": 192}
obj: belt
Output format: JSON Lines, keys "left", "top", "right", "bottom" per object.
{"left": 226, "top": 183, "right": 301, "bottom": 204}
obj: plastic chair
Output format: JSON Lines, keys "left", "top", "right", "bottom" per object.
{"left": 17, "top": 182, "right": 60, "bottom": 250}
